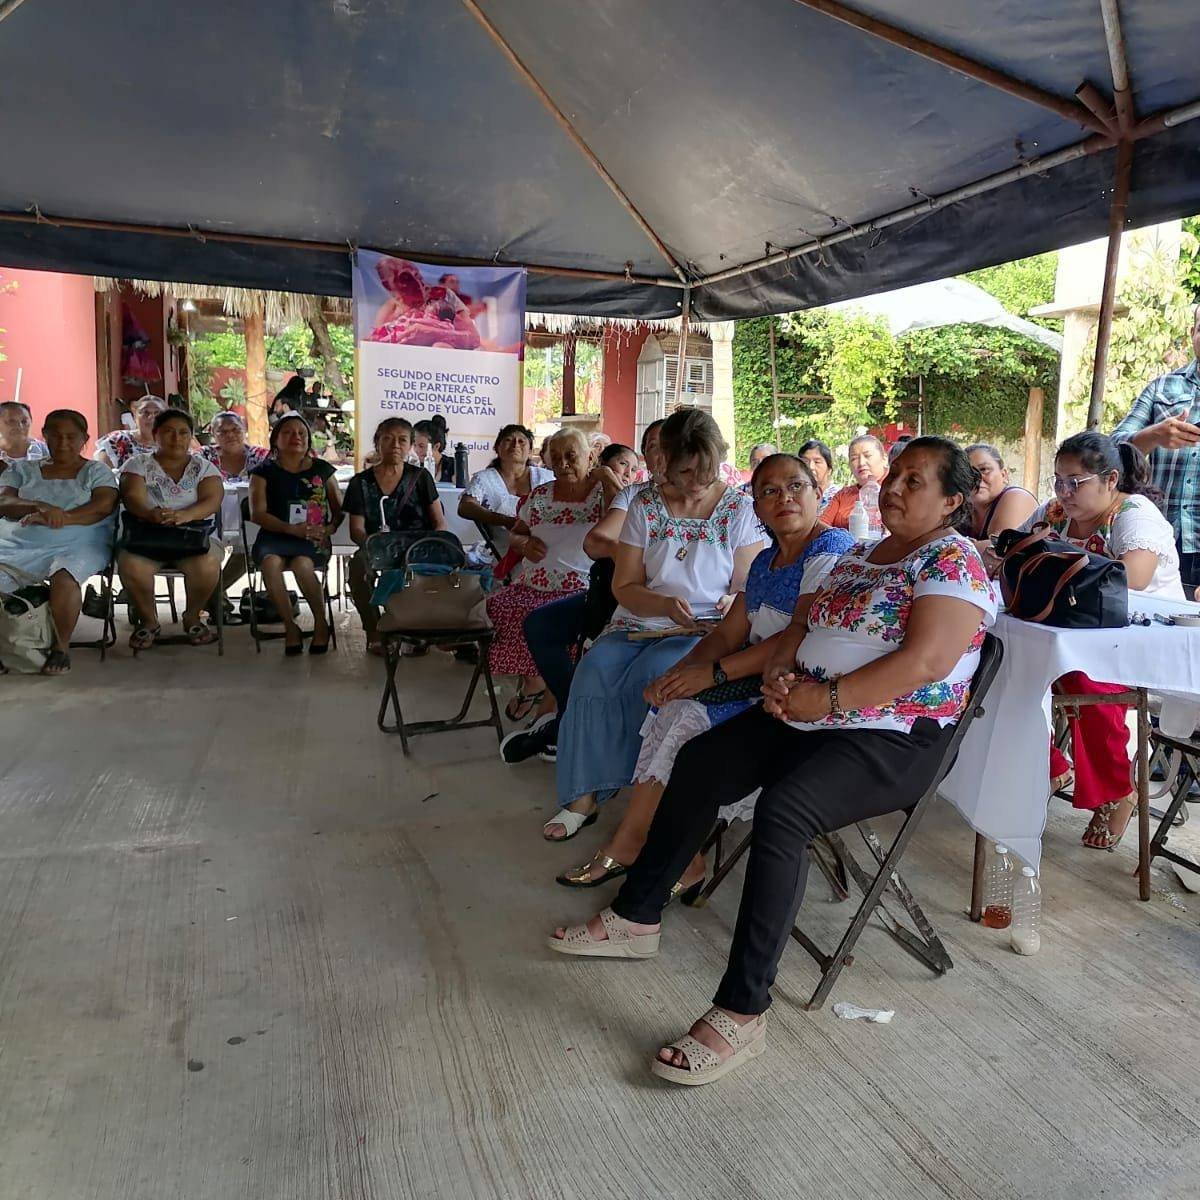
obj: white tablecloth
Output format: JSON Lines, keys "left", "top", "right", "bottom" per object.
{"left": 941, "top": 591, "right": 1200, "bottom": 870}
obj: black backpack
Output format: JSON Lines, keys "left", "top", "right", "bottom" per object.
{"left": 994, "top": 524, "right": 1127, "bottom": 629}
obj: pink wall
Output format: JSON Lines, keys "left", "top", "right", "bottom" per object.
{"left": 0, "top": 267, "right": 98, "bottom": 438}
{"left": 600, "top": 327, "right": 647, "bottom": 447}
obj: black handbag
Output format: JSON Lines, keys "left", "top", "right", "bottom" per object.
{"left": 120, "top": 512, "right": 211, "bottom": 561}
{"left": 239, "top": 588, "right": 300, "bottom": 624}
{"left": 994, "top": 524, "right": 1128, "bottom": 629}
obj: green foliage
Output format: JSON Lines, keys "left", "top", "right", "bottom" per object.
{"left": 964, "top": 253, "right": 1060, "bottom": 327}
{"left": 1179, "top": 216, "right": 1200, "bottom": 303}
{"left": 218, "top": 376, "right": 247, "bottom": 408}
{"left": 1067, "top": 241, "right": 1195, "bottom": 429}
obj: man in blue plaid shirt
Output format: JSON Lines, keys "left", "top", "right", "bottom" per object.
{"left": 1111, "top": 305, "right": 1200, "bottom": 593}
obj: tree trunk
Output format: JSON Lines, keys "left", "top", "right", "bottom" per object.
{"left": 306, "top": 301, "right": 345, "bottom": 393}
{"left": 244, "top": 300, "right": 269, "bottom": 447}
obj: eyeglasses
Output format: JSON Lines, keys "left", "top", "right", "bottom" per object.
{"left": 1052, "top": 474, "right": 1098, "bottom": 496}
{"left": 754, "top": 480, "right": 812, "bottom": 501}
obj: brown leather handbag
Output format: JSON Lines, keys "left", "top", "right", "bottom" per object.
{"left": 994, "top": 524, "right": 1127, "bottom": 628}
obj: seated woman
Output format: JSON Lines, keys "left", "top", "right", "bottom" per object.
{"left": 343, "top": 416, "right": 446, "bottom": 653}
{"left": 458, "top": 424, "right": 554, "bottom": 558}
{"left": 549, "top": 437, "right": 996, "bottom": 1087}
{"left": 248, "top": 414, "right": 343, "bottom": 657}
{"left": 487, "top": 428, "right": 612, "bottom": 722}
{"left": 412, "top": 417, "right": 456, "bottom": 483}
{"left": 118, "top": 408, "right": 223, "bottom": 649}
{"left": 966, "top": 443, "right": 1037, "bottom": 572}
{"left": 0, "top": 400, "right": 49, "bottom": 468}
{"left": 597, "top": 441, "right": 638, "bottom": 488}
{"left": 545, "top": 408, "right": 765, "bottom": 841}
{"left": 201, "top": 410, "right": 270, "bottom": 622}
{"left": 0, "top": 410, "right": 118, "bottom": 674}
{"left": 558, "top": 453, "right": 854, "bottom": 889}
{"left": 798, "top": 439, "right": 839, "bottom": 511}
{"left": 96, "top": 395, "right": 165, "bottom": 469}
{"left": 1028, "top": 432, "right": 1184, "bottom": 850}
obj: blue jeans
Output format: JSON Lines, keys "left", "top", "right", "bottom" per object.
{"left": 523, "top": 592, "right": 588, "bottom": 742}
{"left": 555, "top": 630, "right": 699, "bottom": 808}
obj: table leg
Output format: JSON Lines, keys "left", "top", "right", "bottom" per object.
{"left": 1137, "top": 688, "right": 1151, "bottom": 901}
{"left": 970, "top": 832, "right": 986, "bottom": 921}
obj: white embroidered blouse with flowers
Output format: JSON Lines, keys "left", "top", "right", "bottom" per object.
{"left": 788, "top": 532, "right": 997, "bottom": 733}
{"left": 607, "top": 483, "right": 763, "bottom": 633}
{"left": 511, "top": 480, "right": 604, "bottom": 592}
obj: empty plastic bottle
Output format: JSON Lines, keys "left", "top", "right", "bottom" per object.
{"left": 1010, "top": 866, "right": 1042, "bottom": 955}
{"left": 981, "top": 843, "right": 1015, "bottom": 929}
{"left": 859, "top": 479, "right": 883, "bottom": 537}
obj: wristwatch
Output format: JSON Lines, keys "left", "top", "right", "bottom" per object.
{"left": 712, "top": 660, "right": 729, "bottom": 686}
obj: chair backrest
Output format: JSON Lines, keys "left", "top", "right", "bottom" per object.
{"left": 580, "top": 557, "right": 618, "bottom": 642}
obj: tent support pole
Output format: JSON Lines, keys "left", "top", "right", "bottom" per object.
{"left": 458, "top": 0, "right": 689, "bottom": 285}
{"left": 0, "top": 1, "right": 31, "bottom": 24}
{"left": 1087, "top": 139, "right": 1133, "bottom": 430}
{"left": 674, "top": 288, "right": 691, "bottom": 409}
{"left": 768, "top": 318, "right": 781, "bottom": 443}
{"left": 789, "top": 0, "right": 1109, "bottom": 135}
{"left": 0, "top": 209, "right": 683, "bottom": 290}
{"left": 1100, "top": 0, "right": 1134, "bottom": 134}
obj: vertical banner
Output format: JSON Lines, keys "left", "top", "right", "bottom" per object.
{"left": 352, "top": 252, "right": 526, "bottom": 471}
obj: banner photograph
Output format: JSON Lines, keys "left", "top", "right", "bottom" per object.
{"left": 352, "top": 252, "right": 526, "bottom": 469}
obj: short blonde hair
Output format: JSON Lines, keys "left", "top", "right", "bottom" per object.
{"left": 545, "top": 426, "right": 589, "bottom": 470}
{"left": 660, "top": 408, "right": 728, "bottom": 482}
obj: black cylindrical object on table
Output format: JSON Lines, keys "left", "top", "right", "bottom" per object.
{"left": 454, "top": 442, "right": 469, "bottom": 487}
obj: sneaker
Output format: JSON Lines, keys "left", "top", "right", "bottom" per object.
{"left": 538, "top": 743, "right": 557, "bottom": 764}
{"left": 500, "top": 713, "right": 557, "bottom": 764}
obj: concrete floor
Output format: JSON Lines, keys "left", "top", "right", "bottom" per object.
{"left": 2, "top": 609, "right": 1199, "bottom": 1200}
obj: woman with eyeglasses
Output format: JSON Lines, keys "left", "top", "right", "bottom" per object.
{"left": 556, "top": 453, "right": 852, "bottom": 892}
{"left": 1024, "top": 431, "right": 1184, "bottom": 850}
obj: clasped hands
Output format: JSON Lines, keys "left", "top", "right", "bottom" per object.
{"left": 761, "top": 660, "right": 832, "bottom": 723}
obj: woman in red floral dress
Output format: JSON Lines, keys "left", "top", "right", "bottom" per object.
{"left": 486, "top": 427, "right": 618, "bottom": 721}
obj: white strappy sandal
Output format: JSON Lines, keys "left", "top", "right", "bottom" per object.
{"left": 542, "top": 808, "right": 598, "bottom": 841}
{"left": 650, "top": 1007, "right": 767, "bottom": 1086}
{"left": 547, "top": 906, "right": 660, "bottom": 959}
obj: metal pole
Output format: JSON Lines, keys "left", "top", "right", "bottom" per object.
{"left": 1137, "top": 688, "right": 1151, "bottom": 901}
{"left": 1100, "top": 0, "right": 1134, "bottom": 133}
{"left": 458, "top": 0, "right": 689, "bottom": 284}
{"left": 768, "top": 317, "right": 781, "bottom": 441}
{"left": 1087, "top": 138, "right": 1134, "bottom": 430}
{"left": 789, "top": 0, "right": 1109, "bottom": 135}
{"left": 0, "top": 0, "right": 31, "bottom": 24}
{"left": 674, "top": 287, "right": 691, "bottom": 409}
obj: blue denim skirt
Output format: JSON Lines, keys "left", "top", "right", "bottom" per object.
{"left": 555, "top": 630, "right": 699, "bottom": 808}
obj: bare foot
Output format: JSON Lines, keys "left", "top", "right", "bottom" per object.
{"left": 657, "top": 1008, "right": 759, "bottom": 1070}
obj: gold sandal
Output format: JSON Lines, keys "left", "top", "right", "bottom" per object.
{"left": 1082, "top": 792, "right": 1137, "bottom": 852}
{"left": 556, "top": 853, "right": 627, "bottom": 889}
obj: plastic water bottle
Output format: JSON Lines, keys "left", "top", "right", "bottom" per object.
{"left": 859, "top": 480, "right": 883, "bottom": 538}
{"left": 1010, "top": 867, "right": 1042, "bottom": 955}
{"left": 981, "top": 843, "right": 1015, "bottom": 929}
{"left": 454, "top": 442, "right": 469, "bottom": 487}
{"left": 848, "top": 499, "right": 870, "bottom": 541}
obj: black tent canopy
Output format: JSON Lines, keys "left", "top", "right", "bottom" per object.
{"left": 1, "top": 0, "right": 1198, "bottom": 344}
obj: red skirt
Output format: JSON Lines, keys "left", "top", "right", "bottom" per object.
{"left": 486, "top": 582, "right": 581, "bottom": 677}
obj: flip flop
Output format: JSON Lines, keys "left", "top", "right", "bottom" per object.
{"left": 547, "top": 906, "right": 660, "bottom": 959}
{"left": 506, "top": 688, "right": 545, "bottom": 722}
{"left": 650, "top": 1008, "right": 767, "bottom": 1087}
{"left": 129, "top": 625, "right": 161, "bottom": 651}
{"left": 185, "top": 623, "right": 218, "bottom": 646}
{"left": 542, "top": 809, "right": 598, "bottom": 841}
{"left": 41, "top": 649, "right": 72, "bottom": 675}
{"left": 556, "top": 853, "right": 627, "bottom": 888}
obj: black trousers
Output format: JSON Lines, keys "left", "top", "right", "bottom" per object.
{"left": 611, "top": 705, "right": 955, "bottom": 1015}
{"left": 1179, "top": 550, "right": 1200, "bottom": 594}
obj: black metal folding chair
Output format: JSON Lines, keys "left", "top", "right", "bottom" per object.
{"left": 71, "top": 522, "right": 119, "bottom": 661}
{"left": 239, "top": 499, "right": 337, "bottom": 652}
{"left": 1146, "top": 724, "right": 1200, "bottom": 880}
{"left": 372, "top": 531, "right": 503, "bottom": 755}
{"left": 692, "top": 632, "right": 1004, "bottom": 1010}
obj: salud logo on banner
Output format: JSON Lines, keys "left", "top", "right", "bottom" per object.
{"left": 352, "top": 252, "right": 526, "bottom": 472}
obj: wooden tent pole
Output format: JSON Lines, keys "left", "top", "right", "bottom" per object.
{"left": 243, "top": 298, "right": 269, "bottom": 447}
{"left": 768, "top": 317, "right": 781, "bottom": 442}
{"left": 0, "top": 0, "right": 31, "bottom": 24}
{"left": 1023, "top": 387, "right": 1044, "bottom": 493}
{"left": 674, "top": 288, "right": 691, "bottom": 409}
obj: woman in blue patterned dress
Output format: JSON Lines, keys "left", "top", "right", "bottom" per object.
{"left": 557, "top": 453, "right": 853, "bottom": 890}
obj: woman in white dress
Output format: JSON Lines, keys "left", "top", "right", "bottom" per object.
{"left": 1026, "top": 432, "right": 1184, "bottom": 850}
{"left": 0, "top": 410, "right": 118, "bottom": 674}
{"left": 457, "top": 424, "right": 554, "bottom": 557}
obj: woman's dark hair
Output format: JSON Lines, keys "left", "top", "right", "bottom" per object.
{"left": 414, "top": 417, "right": 447, "bottom": 452}
{"left": 599, "top": 442, "right": 635, "bottom": 467}
{"left": 152, "top": 407, "right": 195, "bottom": 434}
{"left": 1056, "top": 431, "right": 1163, "bottom": 504}
{"left": 640, "top": 418, "right": 666, "bottom": 453}
{"left": 488, "top": 423, "right": 534, "bottom": 469}
{"left": 42, "top": 409, "right": 89, "bottom": 436}
{"left": 797, "top": 438, "right": 833, "bottom": 471}
{"left": 1, "top": 400, "right": 32, "bottom": 417}
{"left": 898, "top": 435, "right": 979, "bottom": 531}
{"left": 965, "top": 442, "right": 1005, "bottom": 470}
{"left": 659, "top": 408, "right": 728, "bottom": 481}
{"left": 269, "top": 412, "right": 313, "bottom": 456}
{"left": 373, "top": 416, "right": 414, "bottom": 447}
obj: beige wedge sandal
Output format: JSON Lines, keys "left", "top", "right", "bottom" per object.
{"left": 547, "top": 906, "right": 660, "bottom": 959}
{"left": 650, "top": 1007, "right": 767, "bottom": 1087}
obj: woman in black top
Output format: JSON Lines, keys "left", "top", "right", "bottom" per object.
{"left": 248, "top": 414, "right": 343, "bottom": 656}
{"left": 412, "top": 416, "right": 456, "bottom": 483}
{"left": 344, "top": 417, "right": 447, "bottom": 652}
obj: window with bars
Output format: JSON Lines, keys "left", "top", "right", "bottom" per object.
{"left": 664, "top": 355, "right": 714, "bottom": 402}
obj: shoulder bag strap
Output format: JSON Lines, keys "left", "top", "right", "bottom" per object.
{"left": 1007, "top": 551, "right": 1089, "bottom": 621}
